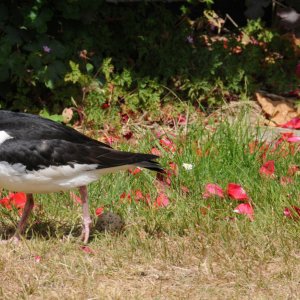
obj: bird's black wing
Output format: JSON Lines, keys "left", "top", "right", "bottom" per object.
{"left": 0, "top": 139, "right": 162, "bottom": 172}
{"left": 0, "top": 110, "right": 111, "bottom": 148}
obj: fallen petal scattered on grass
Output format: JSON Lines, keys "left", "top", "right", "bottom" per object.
{"left": 70, "top": 191, "right": 82, "bottom": 205}
{"left": 284, "top": 207, "right": 293, "bottom": 218}
{"left": 134, "top": 190, "right": 144, "bottom": 201}
{"left": 154, "top": 193, "right": 169, "bottom": 207}
{"left": 128, "top": 167, "right": 142, "bottom": 175}
{"left": 233, "top": 203, "right": 254, "bottom": 221}
{"left": 151, "top": 147, "right": 161, "bottom": 156}
{"left": 203, "top": 183, "right": 224, "bottom": 199}
{"left": 280, "top": 117, "right": 300, "bottom": 129}
{"left": 0, "top": 193, "right": 27, "bottom": 211}
{"left": 200, "top": 206, "right": 210, "bottom": 215}
{"left": 292, "top": 205, "right": 300, "bottom": 217}
{"left": 288, "top": 165, "right": 300, "bottom": 176}
{"left": 156, "top": 171, "right": 172, "bottom": 188}
{"left": 123, "top": 131, "right": 133, "bottom": 140}
{"left": 283, "top": 205, "right": 300, "bottom": 220}
{"left": 259, "top": 160, "right": 275, "bottom": 177}
{"left": 280, "top": 176, "right": 294, "bottom": 186}
{"left": 180, "top": 185, "right": 190, "bottom": 194}
{"left": 95, "top": 207, "right": 104, "bottom": 216}
{"left": 287, "top": 136, "right": 300, "bottom": 143}
{"left": 80, "top": 246, "right": 95, "bottom": 254}
{"left": 34, "top": 255, "right": 41, "bottom": 263}
{"left": 120, "top": 192, "right": 131, "bottom": 203}
{"left": 160, "top": 138, "right": 176, "bottom": 152}
{"left": 227, "top": 183, "right": 249, "bottom": 201}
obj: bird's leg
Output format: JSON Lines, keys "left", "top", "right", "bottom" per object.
{"left": 13, "top": 193, "right": 34, "bottom": 241}
{"left": 79, "top": 186, "right": 92, "bottom": 244}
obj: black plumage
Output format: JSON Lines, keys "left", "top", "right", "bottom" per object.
{"left": 0, "top": 138, "right": 161, "bottom": 172}
{"left": 0, "top": 110, "right": 163, "bottom": 243}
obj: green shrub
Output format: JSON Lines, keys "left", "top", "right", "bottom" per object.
{"left": 0, "top": 1, "right": 297, "bottom": 117}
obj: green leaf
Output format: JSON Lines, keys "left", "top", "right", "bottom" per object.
{"left": 39, "top": 109, "right": 63, "bottom": 122}
{"left": 45, "top": 79, "right": 54, "bottom": 89}
{"left": 64, "top": 61, "right": 81, "bottom": 83}
{"left": 86, "top": 63, "right": 94, "bottom": 74}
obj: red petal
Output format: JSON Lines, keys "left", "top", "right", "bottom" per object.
{"left": 123, "top": 131, "right": 133, "bottom": 140}
{"left": 280, "top": 176, "right": 294, "bottom": 186}
{"left": 274, "top": 132, "right": 295, "bottom": 148}
{"left": 101, "top": 102, "right": 110, "bottom": 109}
{"left": 284, "top": 206, "right": 300, "bottom": 220}
{"left": 10, "top": 192, "right": 27, "bottom": 209}
{"left": 280, "top": 117, "right": 300, "bottom": 129}
{"left": 233, "top": 203, "right": 254, "bottom": 220}
{"left": 156, "top": 172, "right": 172, "bottom": 187}
{"left": 284, "top": 207, "right": 293, "bottom": 218}
{"left": 280, "top": 132, "right": 294, "bottom": 140}
{"left": 70, "top": 191, "right": 82, "bottom": 205}
{"left": 104, "top": 135, "right": 119, "bottom": 146}
{"left": 155, "top": 130, "right": 164, "bottom": 138}
{"left": 200, "top": 206, "right": 210, "bottom": 215}
{"left": 144, "top": 193, "right": 151, "bottom": 205}
{"left": 95, "top": 207, "right": 104, "bottom": 216}
{"left": 134, "top": 190, "right": 144, "bottom": 201}
{"left": 227, "top": 183, "right": 249, "bottom": 201}
{"left": 177, "top": 114, "right": 186, "bottom": 125}
{"left": 259, "top": 160, "right": 275, "bottom": 177}
{"left": 288, "top": 165, "right": 300, "bottom": 176}
{"left": 151, "top": 147, "right": 161, "bottom": 156}
{"left": 180, "top": 185, "right": 190, "bottom": 194}
{"left": 159, "top": 138, "right": 176, "bottom": 153}
{"left": 34, "top": 255, "right": 41, "bottom": 263}
{"left": 292, "top": 205, "right": 300, "bottom": 217}
{"left": 160, "top": 138, "right": 172, "bottom": 147}
{"left": 154, "top": 193, "right": 169, "bottom": 207}
{"left": 80, "top": 246, "right": 95, "bottom": 254}
{"left": 0, "top": 197, "right": 11, "bottom": 209}
{"left": 288, "top": 89, "right": 300, "bottom": 96}
{"left": 120, "top": 192, "right": 131, "bottom": 203}
{"left": 169, "top": 162, "right": 177, "bottom": 172}
{"left": 203, "top": 183, "right": 224, "bottom": 198}
{"left": 128, "top": 167, "right": 142, "bottom": 175}
{"left": 248, "top": 140, "right": 258, "bottom": 154}
{"left": 121, "top": 113, "right": 129, "bottom": 123}
{"left": 287, "top": 136, "right": 300, "bottom": 143}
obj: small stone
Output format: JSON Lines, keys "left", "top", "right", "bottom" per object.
{"left": 94, "top": 212, "right": 124, "bottom": 233}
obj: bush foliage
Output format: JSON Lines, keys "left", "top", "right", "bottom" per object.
{"left": 0, "top": 0, "right": 298, "bottom": 117}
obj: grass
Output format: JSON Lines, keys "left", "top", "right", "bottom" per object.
{"left": 1, "top": 111, "right": 300, "bottom": 299}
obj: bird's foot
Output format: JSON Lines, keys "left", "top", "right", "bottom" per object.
{"left": 80, "top": 222, "right": 91, "bottom": 244}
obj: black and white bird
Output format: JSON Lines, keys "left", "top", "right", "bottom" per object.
{"left": 0, "top": 110, "right": 163, "bottom": 243}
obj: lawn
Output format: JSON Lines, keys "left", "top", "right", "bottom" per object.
{"left": 1, "top": 110, "right": 300, "bottom": 299}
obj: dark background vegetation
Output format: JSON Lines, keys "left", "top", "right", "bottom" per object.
{"left": 0, "top": 0, "right": 299, "bottom": 120}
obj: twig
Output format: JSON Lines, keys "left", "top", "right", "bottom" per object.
{"left": 184, "top": 105, "right": 189, "bottom": 136}
{"left": 273, "top": 0, "right": 286, "bottom": 8}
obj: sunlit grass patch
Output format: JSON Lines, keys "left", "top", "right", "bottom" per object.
{"left": 1, "top": 114, "right": 300, "bottom": 298}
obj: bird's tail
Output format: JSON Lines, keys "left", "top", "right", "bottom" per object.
{"left": 95, "top": 148, "right": 164, "bottom": 173}
{"left": 134, "top": 157, "right": 164, "bottom": 173}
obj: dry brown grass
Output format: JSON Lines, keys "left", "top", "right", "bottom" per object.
{"left": 1, "top": 226, "right": 300, "bottom": 300}
{"left": 1, "top": 114, "right": 300, "bottom": 299}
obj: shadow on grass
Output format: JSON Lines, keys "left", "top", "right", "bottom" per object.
{"left": 0, "top": 219, "right": 81, "bottom": 241}
{"left": 0, "top": 211, "right": 125, "bottom": 241}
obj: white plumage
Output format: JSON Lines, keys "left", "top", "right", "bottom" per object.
{"left": 0, "top": 110, "right": 163, "bottom": 243}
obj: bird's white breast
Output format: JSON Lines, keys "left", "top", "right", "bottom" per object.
{"left": 0, "top": 161, "right": 131, "bottom": 193}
